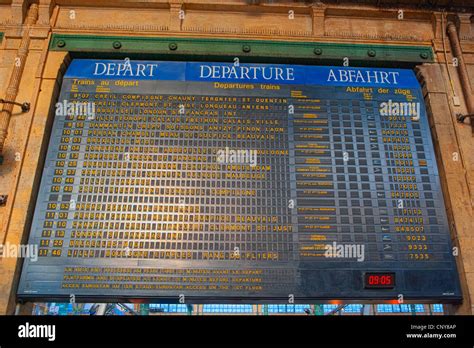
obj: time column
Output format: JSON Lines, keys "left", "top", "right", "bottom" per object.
{"left": 40, "top": 97, "right": 84, "bottom": 259}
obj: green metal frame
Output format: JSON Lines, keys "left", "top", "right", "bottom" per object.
{"left": 49, "top": 34, "right": 434, "bottom": 67}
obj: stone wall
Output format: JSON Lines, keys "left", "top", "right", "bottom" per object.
{"left": 0, "top": 0, "right": 472, "bottom": 314}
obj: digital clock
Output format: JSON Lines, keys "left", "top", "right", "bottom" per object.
{"left": 364, "top": 273, "right": 396, "bottom": 289}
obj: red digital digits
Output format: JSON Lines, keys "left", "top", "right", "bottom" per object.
{"left": 365, "top": 273, "right": 394, "bottom": 288}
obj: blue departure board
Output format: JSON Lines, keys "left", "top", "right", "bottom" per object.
{"left": 17, "top": 60, "right": 462, "bottom": 303}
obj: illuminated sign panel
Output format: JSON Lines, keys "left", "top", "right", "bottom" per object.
{"left": 17, "top": 60, "right": 461, "bottom": 302}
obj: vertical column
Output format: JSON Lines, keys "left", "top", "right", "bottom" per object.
{"left": 417, "top": 63, "right": 474, "bottom": 314}
{"left": 457, "top": 14, "right": 473, "bottom": 39}
{"left": 311, "top": 4, "right": 325, "bottom": 37}
{"left": 169, "top": 1, "right": 183, "bottom": 32}
{"left": 0, "top": 3, "right": 38, "bottom": 155}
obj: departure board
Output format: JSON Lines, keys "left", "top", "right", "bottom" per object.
{"left": 17, "top": 59, "right": 462, "bottom": 302}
